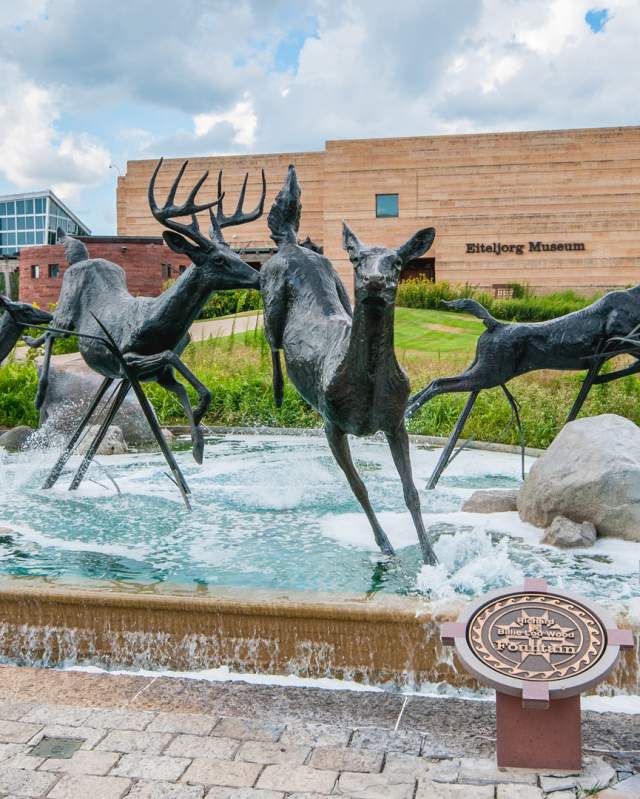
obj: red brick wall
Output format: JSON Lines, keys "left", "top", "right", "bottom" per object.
{"left": 19, "top": 239, "right": 189, "bottom": 307}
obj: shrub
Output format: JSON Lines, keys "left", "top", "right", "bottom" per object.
{"left": 396, "top": 278, "right": 600, "bottom": 323}
{"left": 161, "top": 279, "right": 262, "bottom": 320}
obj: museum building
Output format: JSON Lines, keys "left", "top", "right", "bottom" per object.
{"left": 19, "top": 124, "right": 640, "bottom": 305}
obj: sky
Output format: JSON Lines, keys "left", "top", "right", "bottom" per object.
{"left": 0, "top": 0, "right": 636, "bottom": 234}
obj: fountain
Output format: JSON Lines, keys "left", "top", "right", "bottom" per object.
{"left": 0, "top": 163, "right": 637, "bottom": 697}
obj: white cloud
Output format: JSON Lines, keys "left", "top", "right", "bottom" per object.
{"left": 0, "top": 63, "right": 110, "bottom": 201}
{"left": 194, "top": 95, "right": 258, "bottom": 149}
{"left": 0, "top": 0, "right": 638, "bottom": 233}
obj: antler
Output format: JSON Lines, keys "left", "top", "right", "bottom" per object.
{"left": 148, "top": 158, "right": 224, "bottom": 249}
{"left": 209, "top": 169, "right": 266, "bottom": 245}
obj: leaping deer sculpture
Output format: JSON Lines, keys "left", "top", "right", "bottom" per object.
{"left": 260, "top": 166, "right": 438, "bottom": 564}
{"left": 407, "top": 290, "right": 640, "bottom": 489}
{"left": 27, "top": 159, "right": 265, "bottom": 503}
{"left": 0, "top": 297, "right": 52, "bottom": 365}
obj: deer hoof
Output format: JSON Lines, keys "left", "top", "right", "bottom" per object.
{"left": 192, "top": 427, "right": 204, "bottom": 464}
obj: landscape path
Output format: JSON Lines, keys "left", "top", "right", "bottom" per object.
{"left": 12, "top": 312, "right": 263, "bottom": 370}
{"left": 0, "top": 665, "right": 636, "bottom": 798}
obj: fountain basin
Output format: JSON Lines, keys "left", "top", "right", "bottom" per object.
{"left": 0, "top": 431, "right": 638, "bottom": 692}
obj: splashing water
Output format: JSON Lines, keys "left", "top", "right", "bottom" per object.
{"left": 0, "top": 433, "right": 638, "bottom": 609}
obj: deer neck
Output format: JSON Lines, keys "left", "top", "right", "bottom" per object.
{"left": 150, "top": 265, "right": 218, "bottom": 333}
{"left": 340, "top": 298, "right": 399, "bottom": 388}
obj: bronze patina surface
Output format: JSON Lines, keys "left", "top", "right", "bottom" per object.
{"left": 467, "top": 592, "right": 606, "bottom": 682}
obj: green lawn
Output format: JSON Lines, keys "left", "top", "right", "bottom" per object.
{"left": 394, "top": 307, "right": 483, "bottom": 356}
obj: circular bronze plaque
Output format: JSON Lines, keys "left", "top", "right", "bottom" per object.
{"left": 467, "top": 592, "right": 606, "bottom": 681}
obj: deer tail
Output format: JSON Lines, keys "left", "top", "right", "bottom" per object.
{"left": 268, "top": 165, "right": 301, "bottom": 246}
{"left": 442, "top": 299, "right": 503, "bottom": 331}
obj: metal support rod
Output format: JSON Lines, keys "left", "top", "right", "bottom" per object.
{"left": 42, "top": 377, "right": 115, "bottom": 489}
{"left": 426, "top": 391, "right": 479, "bottom": 490}
{"left": 69, "top": 380, "right": 131, "bottom": 490}
{"left": 566, "top": 358, "right": 604, "bottom": 423}
{"left": 89, "top": 313, "right": 192, "bottom": 509}
{"left": 125, "top": 375, "right": 192, "bottom": 510}
{"left": 501, "top": 383, "right": 526, "bottom": 480}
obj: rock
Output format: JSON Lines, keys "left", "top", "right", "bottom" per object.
{"left": 462, "top": 489, "right": 518, "bottom": 513}
{"left": 0, "top": 426, "right": 35, "bottom": 451}
{"left": 542, "top": 515, "right": 597, "bottom": 548}
{"left": 517, "top": 414, "right": 640, "bottom": 542}
{"left": 77, "top": 425, "right": 128, "bottom": 456}
{"left": 161, "top": 428, "right": 175, "bottom": 444}
{"left": 38, "top": 365, "right": 155, "bottom": 446}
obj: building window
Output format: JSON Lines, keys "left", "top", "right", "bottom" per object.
{"left": 493, "top": 284, "right": 515, "bottom": 299}
{"left": 48, "top": 263, "right": 60, "bottom": 279}
{"left": 31, "top": 265, "right": 40, "bottom": 279}
{"left": 375, "top": 193, "right": 399, "bottom": 218}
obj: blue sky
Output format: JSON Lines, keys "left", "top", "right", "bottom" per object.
{"left": 0, "top": 1, "right": 635, "bottom": 235}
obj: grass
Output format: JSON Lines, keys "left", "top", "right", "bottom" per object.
{"left": 2, "top": 306, "right": 640, "bottom": 450}
{"left": 394, "top": 307, "right": 482, "bottom": 357}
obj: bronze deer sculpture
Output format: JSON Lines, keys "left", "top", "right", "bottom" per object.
{"left": 27, "top": 159, "right": 265, "bottom": 503}
{"left": 406, "top": 290, "right": 640, "bottom": 488}
{"left": 260, "top": 166, "right": 438, "bottom": 564}
{"left": 0, "top": 297, "right": 52, "bottom": 365}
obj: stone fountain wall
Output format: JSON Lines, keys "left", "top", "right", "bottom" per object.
{"left": 0, "top": 578, "right": 637, "bottom": 695}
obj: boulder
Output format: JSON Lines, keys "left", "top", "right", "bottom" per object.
{"left": 517, "top": 414, "right": 640, "bottom": 541}
{"left": 542, "top": 515, "right": 597, "bottom": 548}
{"left": 0, "top": 426, "right": 35, "bottom": 452}
{"left": 77, "top": 425, "right": 128, "bottom": 456}
{"left": 161, "top": 428, "right": 176, "bottom": 444}
{"left": 38, "top": 365, "right": 155, "bottom": 447}
{"left": 462, "top": 489, "right": 518, "bottom": 513}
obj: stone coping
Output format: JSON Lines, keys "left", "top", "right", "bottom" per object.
{"left": 0, "top": 574, "right": 458, "bottom": 621}
{"left": 166, "top": 425, "right": 546, "bottom": 457}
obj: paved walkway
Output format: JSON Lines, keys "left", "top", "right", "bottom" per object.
{"left": 12, "top": 313, "right": 263, "bottom": 367}
{"left": 0, "top": 666, "right": 636, "bottom": 798}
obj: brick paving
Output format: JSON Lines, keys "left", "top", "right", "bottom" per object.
{"left": 0, "top": 666, "right": 635, "bottom": 798}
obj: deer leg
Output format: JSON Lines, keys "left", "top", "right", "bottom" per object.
{"left": 324, "top": 421, "right": 395, "bottom": 557}
{"left": 406, "top": 368, "right": 489, "bottom": 420}
{"left": 69, "top": 380, "right": 131, "bottom": 491}
{"left": 501, "top": 384, "right": 526, "bottom": 480}
{"left": 35, "top": 336, "right": 54, "bottom": 419}
{"left": 567, "top": 358, "right": 604, "bottom": 422}
{"left": 124, "top": 349, "right": 211, "bottom": 463}
{"left": 385, "top": 423, "right": 438, "bottom": 565}
{"left": 593, "top": 358, "right": 640, "bottom": 384}
{"left": 42, "top": 377, "right": 115, "bottom": 489}
{"left": 158, "top": 368, "right": 204, "bottom": 464}
{"left": 426, "top": 391, "right": 479, "bottom": 490}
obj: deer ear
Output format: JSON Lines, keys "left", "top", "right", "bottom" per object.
{"left": 397, "top": 227, "right": 435, "bottom": 264}
{"left": 162, "top": 231, "right": 199, "bottom": 257}
{"left": 342, "top": 222, "right": 362, "bottom": 263}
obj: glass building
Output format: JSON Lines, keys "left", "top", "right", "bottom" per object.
{"left": 0, "top": 190, "right": 90, "bottom": 257}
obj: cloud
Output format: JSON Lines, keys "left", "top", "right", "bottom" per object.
{"left": 0, "top": 62, "right": 110, "bottom": 200}
{"left": 0, "top": 0, "right": 638, "bottom": 232}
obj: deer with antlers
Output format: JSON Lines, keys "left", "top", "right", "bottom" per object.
{"left": 27, "top": 159, "right": 265, "bottom": 501}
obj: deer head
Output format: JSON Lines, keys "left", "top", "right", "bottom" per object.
{"left": 342, "top": 223, "right": 435, "bottom": 307}
{"left": 149, "top": 158, "right": 266, "bottom": 290}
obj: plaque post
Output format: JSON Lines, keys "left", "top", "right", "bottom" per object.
{"left": 441, "top": 579, "right": 635, "bottom": 770}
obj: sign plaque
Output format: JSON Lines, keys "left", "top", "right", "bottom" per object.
{"left": 441, "top": 578, "right": 634, "bottom": 769}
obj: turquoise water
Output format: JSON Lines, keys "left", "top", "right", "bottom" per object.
{"left": 0, "top": 433, "right": 638, "bottom": 606}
